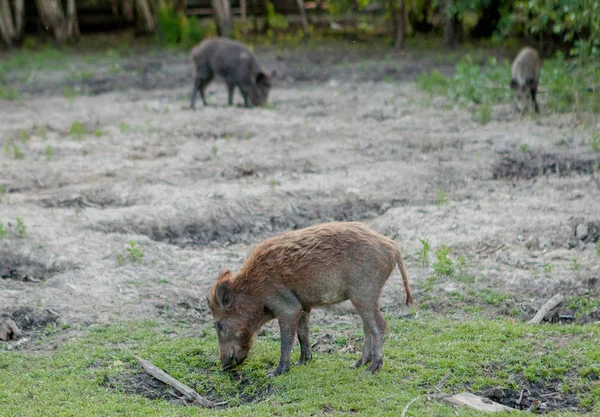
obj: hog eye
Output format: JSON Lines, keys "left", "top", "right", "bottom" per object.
{"left": 215, "top": 321, "right": 223, "bottom": 331}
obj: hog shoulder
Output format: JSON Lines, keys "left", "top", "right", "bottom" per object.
{"left": 233, "top": 222, "right": 398, "bottom": 306}
{"left": 511, "top": 47, "right": 541, "bottom": 88}
{"left": 190, "top": 38, "right": 263, "bottom": 82}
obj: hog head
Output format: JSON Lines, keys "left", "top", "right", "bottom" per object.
{"left": 208, "top": 269, "right": 261, "bottom": 370}
{"left": 250, "top": 69, "right": 276, "bottom": 107}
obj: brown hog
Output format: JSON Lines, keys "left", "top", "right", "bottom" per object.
{"left": 510, "top": 46, "right": 542, "bottom": 113}
{"left": 189, "top": 37, "right": 274, "bottom": 109}
{"left": 207, "top": 221, "right": 414, "bottom": 377}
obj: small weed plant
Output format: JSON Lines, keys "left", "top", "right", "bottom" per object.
{"left": 436, "top": 189, "right": 449, "bottom": 208}
{"left": 415, "top": 238, "right": 431, "bottom": 267}
{"left": 433, "top": 245, "right": 454, "bottom": 276}
{"left": 0, "top": 222, "right": 6, "bottom": 238}
{"left": 118, "top": 241, "right": 144, "bottom": 265}
{"left": 69, "top": 121, "right": 89, "bottom": 140}
{"left": 15, "top": 217, "right": 26, "bottom": 238}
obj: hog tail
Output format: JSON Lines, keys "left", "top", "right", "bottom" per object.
{"left": 396, "top": 250, "right": 414, "bottom": 307}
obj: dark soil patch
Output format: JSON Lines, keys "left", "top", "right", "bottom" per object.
{"left": 163, "top": 196, "right": 392, "bottom": 248}
{"left": 0, "top": 249, "right": 66, "bottom": 282}
{"left": 10, "top": 307, "right": 60, "bottom": 331}
{"left": 492, "top": 151, "right": 600, "bottom": 180}
{"left": 105, "top": 371, "right": 188, "bottom": 405}
{"left": 483, "top": 379, "right": 581, "bottom": 413}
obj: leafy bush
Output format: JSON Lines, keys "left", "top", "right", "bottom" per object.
{"left": 418, "top": 53, "right": 599, "bottom": 114}
{"left": 504, "top": 0, "right": 600, "bottom": 59}
{"left": 157, "top": 2, "right": 208, "bottom": 47}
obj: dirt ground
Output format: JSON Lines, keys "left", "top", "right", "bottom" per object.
{"left": 1, "top": 41, "right": 599, "bottom": 343}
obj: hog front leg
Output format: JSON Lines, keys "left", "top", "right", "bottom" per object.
{"left": 265, "top": 288, "right": 302, "bottom": 377}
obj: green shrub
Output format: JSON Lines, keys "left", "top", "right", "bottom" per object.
{"left": 157, "top": 2, "right": 208, "bottom": 47}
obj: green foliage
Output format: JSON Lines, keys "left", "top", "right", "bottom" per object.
{"left": 0, "top": 222, "right": 7, "bottom": 238}
{"left": 69, "top": 121, "right": 89, "bottom": 139}
{"left": 504, "top": 0, "right": 600, "bottom": 59}
{"left": 436, "top": 189, "right": 449, "bottom": 207}
{"left": 415, "top": 238, "right": 431, "bottom": 267}
{"left": 473, "top": 103, "right": 491, "bottom": 124}
{"left": 11, "top": 145, "right": 25, "bottom": 160}
{"left": 36, "top": 126, "right": 47, "bottom": 139}
{"left": 62, "top": 86, "right": 78, "bottom": 103}
{"left": 15, "top": 217, "right": 26, "bottom": 238}
{"left": 45, "top": 146, "right": 54, "bottom": 160}
{"left": 119, "top": 122, "right": 132, "bottom": 134}
{"left": 418, "top": 54, "right": 599, "bottom": 114}
{"left": 0, "top": 185, "right": 4, "bottom": 202}
{"left": 571, "top": 259, "right": 581, "bottom": 271}
{"left": 0, "top": 84, "right": 21, "bottom": 101}
{"left": 590, "top": 134, "right": 600, "bottom": 152}
{"left": 433, "top": 245, "right": 454, "bottom": 276}
{"left": 1, "top": 318, "right": 598, "bottom": 416}
{"left": 477, "top": 289, "right": 512, "bottom": 305}
{"left": 18, "top": 130, "right": 30, "bottom": 143}
{"left": 118, "top": 241, "right": 144, "bottom": 265}
{"left": 519, "top": 143, "right": 530, "bottom": 153}
{"left": 157, "top": 2, "right": 208, "bottom": 47}
{"left": 266, "top": 3, "right": 289, "bottom": 30}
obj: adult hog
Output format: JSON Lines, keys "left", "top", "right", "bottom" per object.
{"left": 511, "top": 46, "right": 542, "bottom": 113}
{"left": 189, "top": 37, "right": 274, "bottom": 109}
{"left": 208, "top": 221, "right": 414, "bottom": 377}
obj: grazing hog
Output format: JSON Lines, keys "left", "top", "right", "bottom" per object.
{"left": 207, "top": 221, "right": 414, "bottom": 377}
{"left": 189, "top": 37, "right": 274, "bottom": 109}
{"left": 510, "top": 47, "right": 542, "bottom": 113}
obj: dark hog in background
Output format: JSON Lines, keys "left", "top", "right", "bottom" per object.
{"left": 510, "top": 46, "right": 542, "bottom": 113}
{"left": 189, "top": 37, "right": 275, "bottom": 109}
{"left": 207, "top": 222, "right": 414, "bottom": 377}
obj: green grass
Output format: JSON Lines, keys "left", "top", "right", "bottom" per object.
{"left": 0, "top": 317, "right": 598, "bottom": 416}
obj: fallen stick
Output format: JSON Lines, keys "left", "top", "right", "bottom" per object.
{"left": 401, "top": 393, "right": 451, "bottom": 417}
{"left": 133, "top": 354, "right": 214, "bottom": 407}
{"left": 528, "top": 294, "right": 564, "bottom": 324}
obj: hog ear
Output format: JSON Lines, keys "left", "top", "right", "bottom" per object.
{"left": 256, "top": 72, "right": 267, "bottom": 85}
{"left": 215, "top": 281, "right": 234, "bottom": 310}
{"left": 218, "top": 269, "right": 232, "bottom": 280}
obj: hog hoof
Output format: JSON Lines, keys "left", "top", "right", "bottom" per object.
{"left": 350, "top": 358, "right": 370, "bottom": 368}
{"left": 365, "top": 359, "right": 383, "bottom": 374}
{"left": 297, "top": 355, "right": 312, "bottom": 366}
{"left": 267, "top": 364, "right": 289, "bottom": 378}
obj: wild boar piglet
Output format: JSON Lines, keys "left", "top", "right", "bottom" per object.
{"left": 511, "top": 46, "right": 542, "bottom": 113}
{"left": 208, "top": 221, "right": 414, "bottom": 377}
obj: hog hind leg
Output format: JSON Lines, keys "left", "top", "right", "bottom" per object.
{"left": 297, "top": 307, "right": 312, "bottom": 365}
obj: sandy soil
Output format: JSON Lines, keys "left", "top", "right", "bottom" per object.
{"left": 1, "top": 43, "right": 599, "bottom": 336}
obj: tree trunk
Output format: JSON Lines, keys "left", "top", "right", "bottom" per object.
{"left": 122, "top": 0, "right": 134, "bottom": 21}
{"left": 251, "top": 0, "right": 259, "bottom": 32}
{"left": 0, "top": 0, "right": 24, "bottom": 46}
{"left": 443, "top": 0, "right": 456, "bottom": 48}
{"left": 66, "top": 0, "right": 79, "bottom": 40}
{"left": 388, "top": 0, "right": 398, "bottom": 43}
{"left": 36, "top": 0, "right": 69, "bottom": 43}
{"left": 240, "top": 0, "right": 247, "bottom": 34}
{"left": 136, "top": 0, "right": 155, "bottom": 32}
{"left": 394, "top": 0, "right": 408, "bottom": 49}
{"left": 295, "top": 0, "right": 308, "bottom": 36}
{"left": 212, "top": 0, "right": 232, "bottom": 37}
{"left": 262, "top": 0, "right": 270, "bottom": 33}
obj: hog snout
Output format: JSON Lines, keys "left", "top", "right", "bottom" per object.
{"left": 220, "top": 348, "right": 248, "bottom": 370}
